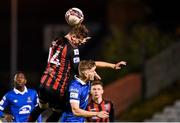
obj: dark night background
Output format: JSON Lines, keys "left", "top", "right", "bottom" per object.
{"left": 0, "top": 0, "right": 180, "bottom": 121}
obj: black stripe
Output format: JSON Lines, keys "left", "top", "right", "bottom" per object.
{"left": 57, "top": 45, "right": 70, "bottom": 95}
{"left": 43, "top": 44, "right": 55, "bottom": 86}
{"left": 98, "top": 102, "right": 103, "bottom": 122}
{"left": 49, "top": 45, "right": 64, "bottom": 90}
{"left": 42, "top": 74, "right": 50, "bottom": 86}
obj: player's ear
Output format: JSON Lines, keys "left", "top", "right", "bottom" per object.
{"left": 24, "top": 79, "right": 27, "bottom": 84}
{"left": 14, "top": 74, "right": 17, "bottom": 82}
{"left": 102, "top": 89, "right": 104, "bottom": 94}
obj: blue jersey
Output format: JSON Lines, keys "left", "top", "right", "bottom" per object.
{"left": 0, "top": 87, "right": 42, "bottom": 122}
{"left": 61, "top": 77, "right": 91, "bottom": 122}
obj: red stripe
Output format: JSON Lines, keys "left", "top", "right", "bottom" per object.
{"left": 101, "top": 101, "right": 107, "bottom": 122}
{"left": 60, "top": 63, "right": 70, "bottom": 95}
{"left": 94, "top": 103, "right": 100, "bottom": 122}
{"left": 53, "top": 46, "right": 67, "bottom": 90}
{"left": 46, "top": 47, "right": 61, "bottom": 87}
{"left": 107, "top": 103, "right": 111, "bottom": 122}
{"left": 40, "top": 74, "right": 47, "bottom": 84}
{"left": 87, "top": 105, "right": 91, "bottom": 122}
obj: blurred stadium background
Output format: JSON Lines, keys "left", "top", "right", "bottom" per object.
{"left": 1, "top": 0, "right": 180, "bottom": 121}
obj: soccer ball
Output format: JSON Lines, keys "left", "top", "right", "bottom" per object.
{"left": 65, "top": 7, "right": 84, "bottom": 26}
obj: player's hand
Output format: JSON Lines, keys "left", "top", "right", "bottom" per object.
{"left": 94, "top": 72, "right": 101, "bottom": 80}
{"left": 81, "top": 37, "right": 91, "bottom": 44}
{"left": 97, "top": 111, "right": 109, "bottom": 118}
{"left": 114, "top": 61, "right": 127, "bottom": 69}
{"left": 4, "top": 114, "right": 14, "bottom": 122}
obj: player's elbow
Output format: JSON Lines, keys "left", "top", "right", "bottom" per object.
{"left": 71, "top": 107, "right": 81, "bottom": 116}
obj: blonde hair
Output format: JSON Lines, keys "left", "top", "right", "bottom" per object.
{"left": 78, "top": 60, "right": 95, "bottom": 78}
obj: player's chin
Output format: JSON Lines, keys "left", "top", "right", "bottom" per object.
{"left": 89, "top": 77, "right": 95, "bottom": 81}
{"left": 16, "top": 83, "right": 25, "bottom": 87}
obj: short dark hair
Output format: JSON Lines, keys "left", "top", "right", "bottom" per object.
{"left": 91, "top": 80, "right": 103, "bottom": 87}
{"left": 70, "top": 24, "right": 89, "bottom": 38}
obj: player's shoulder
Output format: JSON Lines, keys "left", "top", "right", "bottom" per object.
{"left": 51, "top": 37, "right": 66, "bottom": 46}
{"left": 2, "top": 90, "right": 15, "bottom": 100}
{"left": 70, "top": 79, "right": 81, "bottom": 86}
{"left": 69, "top": 80, "right": 82, "bottom": 90}
{"left": 4, "top": 90, "right": 14, "bottom": 97}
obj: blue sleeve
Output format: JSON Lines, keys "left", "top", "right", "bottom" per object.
{"left": 0, "top": 94, "right": 9, "bottom": 117}
{"left": 33, "top": 90, "right": 39, "bottom": 107}
{"left": 69, "top": 83, "right": 81, "bottom": 102}
{"left": 32, "top": 90, "right": 42, "bottom": 122}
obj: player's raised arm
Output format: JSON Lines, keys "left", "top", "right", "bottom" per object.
{"left": 95, "top": 61, "right": 127, "bottom": 69}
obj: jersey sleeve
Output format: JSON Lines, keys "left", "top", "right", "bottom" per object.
{"left": 69, "top": 48, "right": 80, "bottom": 74}
{"left": 69, "top": 83, "right": 81, "bottom": 104}
{"left": 109, "top": 102, "right": 114, "bottom": 122}
{"left": 33, "top": 90, "right": 39, "bottom": 107}
{"left": 0, "top": 94, "right": 9, "bottom": 117}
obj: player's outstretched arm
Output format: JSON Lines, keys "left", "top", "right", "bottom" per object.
{"left": 95, "top": 61, "right": 127, "bottom": 70}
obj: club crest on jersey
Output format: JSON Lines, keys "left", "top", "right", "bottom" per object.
{"left": 73, "top": 57, "right": 80, "bottom": 63}
{"left": 14, "top": 99, "right": 18, "bottom": 103}
{"left": 73, "top": 49, "right": 79, "bottom": 55}
{"left": 27, "top": 97, "right": 32, "bottom": 103}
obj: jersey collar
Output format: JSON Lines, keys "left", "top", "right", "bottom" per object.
{"left": 75, "top": 75, "right": 86, "bottom": 85}
{"left": 13, "top": 86, "right": 28, "bottom": 95}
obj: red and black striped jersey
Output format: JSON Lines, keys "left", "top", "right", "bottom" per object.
{"left": 40, "top": 37, "right": 80, "bottom": 97}
{"left": 86, "top": 99, "right": 114, "bottom": 122}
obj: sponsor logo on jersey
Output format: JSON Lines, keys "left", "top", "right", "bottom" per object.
{"left": 70, "top": 92, "right": 78, "bottom": 99}
{"left": 73, "top": 57, "right": 80, "bottom": 63}
{"left": 74, "top": 49, "right": 79, "bottom": 55}
{"left": 19, "top": 105, "right": 31, "bottom": 114}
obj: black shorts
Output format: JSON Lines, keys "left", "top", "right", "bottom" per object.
{"left": 38, "top": 84, "right": 67, "bottom": 110}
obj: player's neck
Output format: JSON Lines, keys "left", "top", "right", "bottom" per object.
{"left": 16, "top": 86, "right": 25, "bottom": 92}
{"left": 65, "top": 34, "right": 74, "bottom": 45}
{"left": 79, "top": 77, "right": 89, "bottom": 83}
{"left": 94, "top": 97, "right": 103, "bottom": 104}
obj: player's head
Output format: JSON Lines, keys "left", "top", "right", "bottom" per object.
{"left": 78, "top": 60, "right": 97, "bottom": 81}
{"left": 14, "top": 72, "right": 27, "bottom": 88}
{"left": 90, "top": 80, "right": 104, "bottom": 100}
{"left": 69, "top": 24, "right": 90, "bottom": 45}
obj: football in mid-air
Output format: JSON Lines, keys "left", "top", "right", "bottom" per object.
{"left": 65, "top": 7, "right": 84, "bottom": 26}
